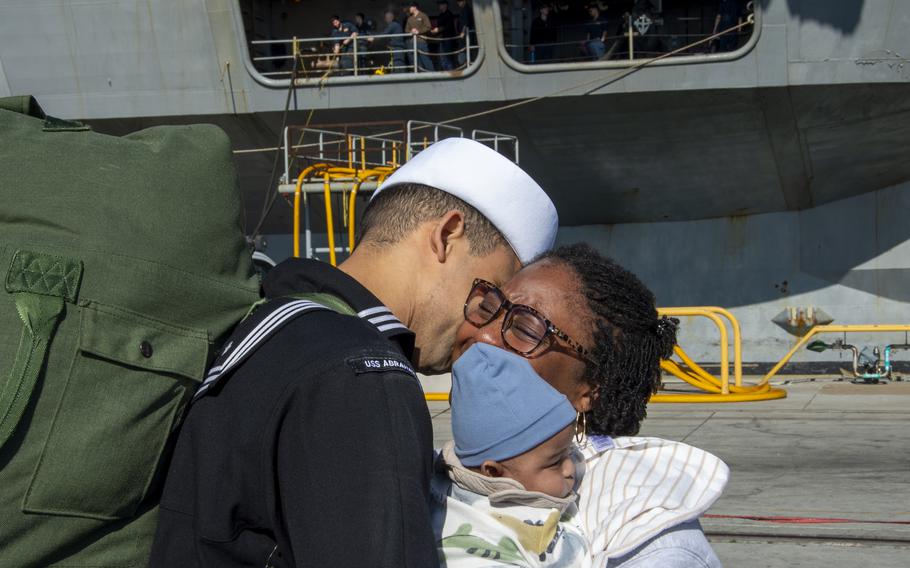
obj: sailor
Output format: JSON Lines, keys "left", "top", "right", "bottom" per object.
{"left": 149, "top": 138, "right": 558, "bottom": 567}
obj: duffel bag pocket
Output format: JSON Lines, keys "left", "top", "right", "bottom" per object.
{"left": 23, "top": 302, "right": 209, "bottom": 520}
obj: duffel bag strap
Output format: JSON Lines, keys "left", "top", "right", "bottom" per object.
{"left": 1, "top": 250, "right": 82, "bottom": 451}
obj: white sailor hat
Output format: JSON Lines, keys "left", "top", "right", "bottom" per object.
{"left": 375, "top": 138, "right": 558, "bottom": 265}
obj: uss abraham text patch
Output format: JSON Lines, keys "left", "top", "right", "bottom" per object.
{"left": 347, "top": 356, "right": 417, "bottom": 379}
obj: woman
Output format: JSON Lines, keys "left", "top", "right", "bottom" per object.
{"left": 450, "top": 243, "right": 727, "bottom": 567}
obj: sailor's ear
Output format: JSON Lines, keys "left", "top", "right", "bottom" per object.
{"left": 428, "top": 209, "right": 466, "bottom": 263}
{"left": 480, "top": 460, "right": 505, "bottom": 478}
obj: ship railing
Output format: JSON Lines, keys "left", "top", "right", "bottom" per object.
{"left": 508, "top": 6, "right": 755, "bottom": 66}
{"left": 405, "top": 121, "right": 464, "bottom": 161}
{"left": 251, "top": 29, "right": 479, "bottom": 78}
{"left": 282, "top": 123, "right": 407, "bottom": 185}
{"left": 506, "top": 29, "right": 753, "bottom": 65}
{"left": 281, "top": 121, "right": 520, "bottom": 184}
{"left": 471, "top": 130, "right": 519, "bottom": 164}
{"left": 403, "top": 122, "right": 521, "bottom": 164}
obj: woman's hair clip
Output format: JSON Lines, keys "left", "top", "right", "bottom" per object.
{"left": 655, "top": 316, "right": 679, "bottom": 339}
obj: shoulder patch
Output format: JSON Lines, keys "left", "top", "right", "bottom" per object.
{"left": 347, "top": 355, "right": 417, "bottom": 379}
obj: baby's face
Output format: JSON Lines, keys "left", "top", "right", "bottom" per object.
{"left": 500, "top": 425, "right": 576, "bottom": 498}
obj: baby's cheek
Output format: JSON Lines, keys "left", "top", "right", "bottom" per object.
{"left": 551, "top": 472, "right": 571, "bottom": 498}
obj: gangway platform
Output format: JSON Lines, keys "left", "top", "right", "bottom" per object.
{"left": 274, "top": 120, "right": 519, "bottom": 264}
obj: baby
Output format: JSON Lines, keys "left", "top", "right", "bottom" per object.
{"left": 431, "top": 343, "right": 590, "bottom": 568}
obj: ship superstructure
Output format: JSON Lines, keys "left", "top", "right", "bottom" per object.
{"left": 1, "top": 0, "right": 909, "bottom": 368}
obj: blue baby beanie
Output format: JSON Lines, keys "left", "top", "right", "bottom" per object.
{"left": 451, "top": 343, "right": 577, "bottom": 467}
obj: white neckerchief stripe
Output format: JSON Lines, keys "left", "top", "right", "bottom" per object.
{"left": 195, "top": 300, "right": 413, "bottom": 401}
{"left": 206, "top": 300, "right": 312, "bottom": 377}
{"left": 196, "top": 300, "right": 326, "bottom": 396}
{"left": 211, "top": 300, "right": 323, "bottom": 378}
{"left": 196, "top": 301, "right": 325, "bottom": 396}
{"left": 358, "top": 306, "right": 392, "bottom": 318}
{"left": 206, "top": 300, "right": 321, "bottom": 378}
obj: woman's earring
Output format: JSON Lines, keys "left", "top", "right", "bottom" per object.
{"left": 575, "top": 412, "right": 587, "bottom": 443}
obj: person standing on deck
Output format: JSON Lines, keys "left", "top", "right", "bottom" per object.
{"left": 530, "top": 4, "right": 559, "bottom": 62}
{"left": 431, "top": 0, "right": 458, "bottom": 70}
{"left": 455, "top": 0, "right": 475, "bottom": 67}
{"left": 585, "top": 4, "right": 609, "bottom": 60}
{"left": 406, "top": 2, "right": 435, "bottom": 71}
{"left": 373, "top": 10, "right": 407, "bottom": 72}
{"left": 329, "top": 15, "right": 357, "bottom": 73}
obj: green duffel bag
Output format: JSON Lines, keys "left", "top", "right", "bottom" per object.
{"left": 0, "top": 96, "right": 260, "bottom": 567}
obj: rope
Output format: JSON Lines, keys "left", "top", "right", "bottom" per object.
{"left": 249, "top": 47, "right": 337, "bottom": 239}
{"left": 248, "top": 52, "right": 301, "bottom": 238}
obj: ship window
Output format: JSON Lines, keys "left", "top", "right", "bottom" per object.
{"left": 501, "top": 0, "right": 755, "bottom": 65}
{"left": 238, "top": 0, "right": 480, "bottom": 81}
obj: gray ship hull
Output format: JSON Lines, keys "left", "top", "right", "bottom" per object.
{"left": 2, "top": 0, "right": 908, "bottom": 369}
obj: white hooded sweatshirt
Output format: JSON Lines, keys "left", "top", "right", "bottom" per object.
{"left": 576, "top": 435, "right": 729, "bottom": 564}
{"left": 431, "top": 436, "right": 728, "bottom": 567}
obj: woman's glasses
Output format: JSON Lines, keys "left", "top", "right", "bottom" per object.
{"left": 463, "top": 279, "right": 594, "bottom": 363}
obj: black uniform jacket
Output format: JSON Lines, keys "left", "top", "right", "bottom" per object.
{"left": 150, "top": 259, "right": 438, "bottom": 567}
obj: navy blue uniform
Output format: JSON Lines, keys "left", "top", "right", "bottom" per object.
{"left": 151, "top": 259, "right": 437, "bottom": 567}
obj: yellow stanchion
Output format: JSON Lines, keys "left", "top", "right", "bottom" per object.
{"left": 347, "top": 170, "right": 391, "bottom": 251}
{"left": 661, "top": 306, "right": 743, "bottom": 387}
{"left": 323, "top": 172, "right": 336, "bottom": 266}
{"left": 648, "top": 307, "right": 788, "bottom": 402}
{"left": 293, "top": 164, "right": 326, "bottom": 258}
{"left": 292, "top": 164, "right": 398, "bottom": 262}
{"left": 658, "top": 308, "right": 731, "bottom": 394}
{"left": 347, "top": 179, "right": 363, "bottom": 252}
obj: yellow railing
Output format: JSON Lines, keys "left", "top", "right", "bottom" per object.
{"left": 425, "top": 306, "right": 781, "bottom": 404}
{"left": 658, "top": 307, "right": 738, "bottom": 393}
{"left": 426, "top": 316, "right": 910, "bottom": 404}
{"left": 292, "top": 164, "right": 395, "bottom": 265}
{"left": 760, "top": 324, "right": 910, "bottom": 382}
{"left": 348, "top": 170, "right": 392, "bottom": 251}
{"left": 650, "top": 306, "right": 789, "bottom": 402}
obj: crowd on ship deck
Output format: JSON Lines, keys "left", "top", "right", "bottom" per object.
{"left": 328, "top": 0, "right": 476, "bottom": 74}
{"left": 525, "top": 0, "right": 752, "bottom": 64}
{"left": 254, "top": 0, "right": 751, "bottom": 76}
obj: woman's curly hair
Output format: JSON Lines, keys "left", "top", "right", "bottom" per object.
{"left": 538, "top": 243, "right": 677, "bottom": 436}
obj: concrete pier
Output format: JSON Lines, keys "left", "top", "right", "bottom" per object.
{"left": 428, "top": 378, "right": 910, "bottom": 567}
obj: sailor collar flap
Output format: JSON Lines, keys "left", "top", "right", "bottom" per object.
{"left": 440, "top": 441, "right": 579, "bottom": 514}
{"left": 262, "top": 258, "right": 415, "bottom": 352}
{"left": 193, "top": 292, "right": 412, "bottom": 401}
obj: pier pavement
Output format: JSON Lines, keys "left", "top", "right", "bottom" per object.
{"left": 424, "top": 377, "right": 910, "bottom": 567}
